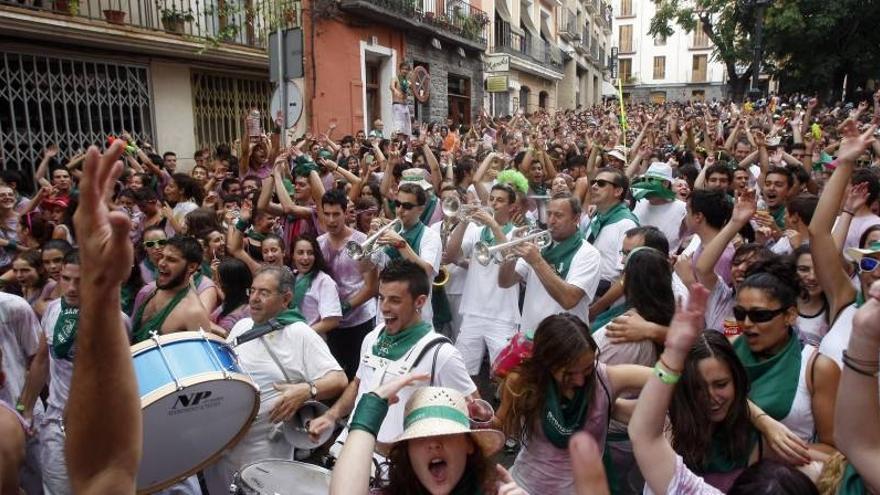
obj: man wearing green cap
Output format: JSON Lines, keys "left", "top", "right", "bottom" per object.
{"left": 632, "top": 162, "right": 687, "bottom": 253}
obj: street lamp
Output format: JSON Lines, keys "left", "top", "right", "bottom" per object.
{"left": 741, "top": 0, "right": 772, "bottom": 95}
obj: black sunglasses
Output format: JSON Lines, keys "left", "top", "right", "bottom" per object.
{"left": 394, "top": 200, "right": 422, "bottom": 210}
{"left": 732, "top": 306, "right": 788, "bottom": 323}
{"left": 591, "top": 179, "right": 619, "bottom": 188}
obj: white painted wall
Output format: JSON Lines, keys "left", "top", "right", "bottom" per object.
{"left": 150, "top": 61, "right": 197, "bottom": 171}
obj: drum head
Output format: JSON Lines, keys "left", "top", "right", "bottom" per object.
{"left": 237, "top": 460, "right": 331, "bottom": 494}
{"left": 138, "top": 375, "right": 258, "bottom": 492}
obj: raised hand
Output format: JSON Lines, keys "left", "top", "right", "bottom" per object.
{"left": 732, "top": 188, "right": 758, "bottom": 225}
{"left": 837, "top": 124, "right": 876, "bottom": 163}
{"left": 373, "top": 373, "right": 429, "bottom": 405}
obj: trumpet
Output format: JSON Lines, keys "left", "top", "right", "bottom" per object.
{"left": 441, "top": 196, "right": 494, "bottom": 226}
{"left": 344, "top": 218, "right": 403, "bottom": 261}
{"left": 473, "top": 229, "right": 552, "bottom": 266}
{"left": 432, "top": 265, "right": 450, "bottom": 287}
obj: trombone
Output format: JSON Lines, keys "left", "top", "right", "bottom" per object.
{"left": 344, "top": 218, "right": 403, "bottom": 261}
{"left": 473, "top": 229, "right": 552, "bottom": 266}
{"left": 441, "top": 196, "right": 494, "bottom": 226}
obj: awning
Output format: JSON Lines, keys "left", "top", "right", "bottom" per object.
{"left": 540, "top": 14, "right": 553, "bottom": 41}
{"left": 495, "top": 0, "right": 512, "bottom": 24}
{"left": 603, "top": 80, "right": 617, "bottom": 96}
{"left": 520, "top": 9, "right": 540, "bottom": 38}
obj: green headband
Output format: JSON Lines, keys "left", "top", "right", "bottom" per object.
{"left": 404, "top": 405, "right": 470, "bottom": 429}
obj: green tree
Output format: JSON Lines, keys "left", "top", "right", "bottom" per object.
{"left": 648, "top": 0, "right": 767, "bottom": 101}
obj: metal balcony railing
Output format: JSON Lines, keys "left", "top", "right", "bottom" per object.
{"left": 493, "top": 20, "right": 563, "bottom": 71}
{"left": 0, "top": 0, "right": 300, "bottom": 48}
{"left": 556, "top": 7, "right": 577, "bottom": 40}
{"left": 383, "top": 0, "right": 490, "bottom": 44}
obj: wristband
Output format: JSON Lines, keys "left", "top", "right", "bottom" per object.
{"left": 235, "top": 218, "right": 251, "bottom": 233}
{"left": 843, "top": 350, "right": 880, "bottom": 377}
{"left": 349, "top": 392, "right": 389, "bottom": 437}
{"left": 341, "top": 300, "right": 352, "bottom": 315}
{"left": 653, "top": 362, "right": 681, "bottom": 385}
{"left": 842, "top": 209, "right": 855, "bottom": 216}
{"left": 15, "top": 402, "right": 25, "bottom": 413}
{"left": 5, "top": 239, "right": 17, "bottom": 251}
{"left": 659, "top": 355, "right": 683, "bottom": 374}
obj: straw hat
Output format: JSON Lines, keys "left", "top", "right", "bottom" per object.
{"left": 606, "top": 145, "right": 627, "bottom": 162}
{"left": 379, "top": 387, "right": 505, "bottom": 457}
{"left": 400, "top": 168, "right": 433, "bottom": 191}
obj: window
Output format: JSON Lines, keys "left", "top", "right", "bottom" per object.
{"left": 653, "top": 56, "right": 665, "bottom": 79}
{"left": 447, "top": 74, "right": 471, "bottom": 125}
{"left": 692, "top": 54, "right": 707, "bottom": 82}
{"left": 519, "top": 86, "right": 530, "bottom": 111}
{"left": 620, "top": 0, "right": 632, "bottom": 16}
{"left": 650, "top": 91, "right": 666, "bottom": 104}
{"left": 654, "top": 35, "right": 666, "bottom": 46}
{"left": 692, "top": 90, "right": 706, "bottom": 101}
{"left": 693, "top": 21, "right": 709, "bottom": 47}
{"left": 192, "top": 72, "right": 272, "bottom": 150}
{"left": 619, "top": 58, "right": 632, "bottom": 82}
{"left": 619, "top": 24, "right": 632, "bottom": 52}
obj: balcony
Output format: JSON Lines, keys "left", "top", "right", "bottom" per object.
{"left": 556, "top": 8, "right": 577, "bottom": 42}
{"left": 599, "top": 1, "right": 611, "bottom": 33}
{"left": 585, "top": 0, "right": 597, "bottom": 14}
{"left": 0, "top": 0, "right": 299, "bottom": 50}
{"left": 493, "top": 21, "right": 563, "bottom": 73}
{"left": 338, "top": 0, "right": 489, "bottom": 50}
{"left": 574, "top": 30, "right": 588, "bottom": 54}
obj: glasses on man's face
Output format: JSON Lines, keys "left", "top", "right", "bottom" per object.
{"left": 143, "top": 239, "right": 167, "bottom": 249}
{"left": 394, "top": 200, "right": 421, "bottom": 210}
{"left": 246, "top": 287, "right": 280, "bottom": 298}
{"left": 732, "top": 305, "right": 788, "bottom": 323}
{"left": 591, "top": 179, "right": 618, "bottom": 188}
{"left": 859, "top": 257, "right": 880, "bottom": 273}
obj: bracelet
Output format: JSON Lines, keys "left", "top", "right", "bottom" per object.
{"left": 659, "top": 354, "right": 684, "bottom": 374}
{"left": 842, "top": 209, "right": 855, "bottom": 216}
{"left": 349, "top": 392, "right": 389, "bottom": 437}
{"left": 754, "top": 412, "right": 768, "bottom": 421}
{"left": 653, "top": 362, "right": 681, "bottom": 385}
{"left": 5, "top": 239, "right": 17, "bottom": 251}
{"left": 843, "top": 351, "right": 880, "bottom": 377}
{"left": 843, "top": 350, "right": 880, "bottom": 367}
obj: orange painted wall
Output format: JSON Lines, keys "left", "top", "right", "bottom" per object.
{"left": 303, "top": 3, "right": 407, "bottom": 136}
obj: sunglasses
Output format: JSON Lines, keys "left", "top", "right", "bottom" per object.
{"left": 859, "top": 257, "right": 880, "bottom": 273}
{"left": 732, "top": 306, "right": 788, "bottom": 323}
{"left": 591, "top": 179, "right": 619, "bottom": 188}
{"left": 143, "top": 239, "right": 168, "bottom": 249}
{"left": 394, "top": 200, "right": 422, "bottom": 210}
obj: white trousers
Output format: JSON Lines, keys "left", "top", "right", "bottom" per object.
{"left": 455, "top": 315, "right": 518, "bottom": 375}
{"left": 392, "top": 103, "right": 412, "bottom": 137}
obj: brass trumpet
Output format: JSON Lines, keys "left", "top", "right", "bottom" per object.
{"left": 441, "top": 196, "right": 493, "bottom": 226}
{"left": 344, "top": 218, "right": 402, "bottom": 261}
{"left": 473, "top": 229, "right": 552, "bottom": 266}
{"left": 432, "top": 265, "right": 450, "bottom": 287}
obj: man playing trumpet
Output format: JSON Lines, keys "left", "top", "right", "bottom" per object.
{"left": 498, "top": 193, "right": 600, "bottom": 339}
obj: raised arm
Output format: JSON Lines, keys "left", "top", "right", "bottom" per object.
{"left": 695, "top": 189, "right": 756, "bottom": 292}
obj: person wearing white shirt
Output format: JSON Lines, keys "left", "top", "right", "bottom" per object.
{"left": 631, "top": 162, "right": 687, "bottom": 254}
{"left": 203, "top": 266, "right": 347, "bottom": 494}
{"left": 586, "top": 169, "right": 639, "bottom": 297}
{"left": 499, "top": 194, "right": 601, "bottom": 338}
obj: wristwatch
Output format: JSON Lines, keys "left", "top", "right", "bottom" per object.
{"left": 308, "top": 381, "right": 318, "bottom": 400}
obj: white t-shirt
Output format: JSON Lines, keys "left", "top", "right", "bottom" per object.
{"left": 632, "top": 198, "right": 687, "bottom": 253}
{"left": 0, "top": 293, "right": 41, "bottom": 406}
{"left": 459, "top": 224, "right": 521, "bottom": 324}
{"left": 227, "top": 318, "right": 342, "bottom": 396}
{"left": 298, "top": 271, "right": 342, "bottom": 327}
{"left": 371, "top": 225, "right": 442, "bottom": 323}
{"left": 515, "top": 240, "right": 601, "bottom": 337}
{"left": 819, "top": 304, "right": 856, "bottom": 368}
{"left": 349, "top": 324, "right": 476, "bottom": 443}
{"left": 591, "top": 217, "right": 639, "bottom": 281}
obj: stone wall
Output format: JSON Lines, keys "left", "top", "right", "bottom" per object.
{"left": 623, "top": 83, "right": 727, "bottom": 103}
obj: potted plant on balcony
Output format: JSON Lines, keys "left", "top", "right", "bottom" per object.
{"left": 103, "top": 1, "right": 126, "bottom": 24}
{"left": 52, "top": 0, "right": 78, "bottom": 15}
{"left": 158, "top": 4, "right": 195, "bottom": 34}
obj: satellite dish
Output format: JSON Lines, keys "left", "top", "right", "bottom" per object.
{"left": 409, "top": 66, "right": 431, "bottom": 103}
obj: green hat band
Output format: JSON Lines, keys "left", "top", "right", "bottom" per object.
{"left": 404, "top": 405, "right": 469, "bottom": 429}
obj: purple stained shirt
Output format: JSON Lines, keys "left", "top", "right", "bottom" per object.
{"left": 318, "top": 230, "right": 376, "bottom": 327}
{"left": 694, "top": 241, "right": 735, "bottom": 287}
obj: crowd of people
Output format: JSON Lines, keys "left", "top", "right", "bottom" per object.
{"left": 2, "top": 88, "right": 880, "bottom": 495}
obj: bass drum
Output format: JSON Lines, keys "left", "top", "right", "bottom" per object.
{"left": 231, "top": 460, "right": 332, "bottom": 494}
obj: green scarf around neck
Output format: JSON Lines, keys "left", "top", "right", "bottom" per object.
{"left": 591, "top": 303, "right": 629, "bottom": 334}
{"left": 385, "top": 221, "right": 425, "bottom": 259}
{"left": 542, "top": 380, "right": 590, "bottom": 449}
{"left": 131, "top": 287, "right": 189, "bottom": 344}
{"left": 51, "top": 299, "right": 80, "bottom": 360}
{"left": 703, "top": 427, "right": 757, "bottom": 473}
{"left": 542, "top": 231, "right": 584, "bottom": 279}
{"left": 587, "top": 202, "right": 638, "bottom": 243}
{"left": 276, "top": 303, "right": 307, "bottom": 326}
{"left": 372, "top": 320, "right": 432, "bottom": 360}
{"left": 479, "top": 222, "right": 515, "bottom": 246}
{"left": 837, "top": 462, "right": 868, "bottom": 495}
{"left": 631, "top": 180, "right": 677, "bottom": 201}
{"left": 733, "top": 331, "right": 803, "bottom": 420}
{"left": 770, "top": 206, "right": 786, "bottom": 229}
{"left": 293, "top": 270, "right": 316, "bottom": 311}
{"left": 420, "top": 195, "right": 438, "bottom": 225}
{"left": 398, "top": 75, "right": 410, "bottom": 96}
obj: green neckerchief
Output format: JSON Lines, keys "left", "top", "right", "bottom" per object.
{"left": 733, "top": 331, "right": 803, "bottom": 420}
{"left": 450, "top": 465, "right": 483, "bottom": 495}
{"left": 542, "top": 380, "right": 590, "bottom": 449}
{"left": 703, "top": 427, "right": 757, "bottom": 473}
{"left": 199, "top": 262, "right": 213, "bottom": 279}
{"left": 372, "top": 320, "right": 432, "bottom": 360}
{"left": 531, "top": 183, "right": 547, "bottom": 195}
{"left": 631, "top": 180, "right": 677, "bottom": 201}
{"left": 293, "top": 270, "right": 316, "bottom": 311}
{"left": 479, "top": 222, "right": 515, "bottom": 246}
{"left": 587, "top": 202, "right": 639, "bottom": 243}
{"left": 385, "top": 221, "right": 425, "bottom": 259}
{"left": 398, "top": 75, "right": 410, "bottom": 95}
{"left": 51, "top": 299, "right": 80, "bottom": 360}
{"left": 770, "top": 206, "right": 786, "bottom": 229}
{"left": 542, "top": 231, "right": 584, "bottom": 279}
{"left": 121, "top": 284, "right": 136, "bottom": 317}
{"left": 419, "top": 195, "right": 438, "bottom": 225}
{"left": 591, "top": 303, "right": 629, "bottom": 333}
{"left": 246, "top": 229, "right": 268, "bottom": 242}
{"left": 277, "top": 303, "right": 307, "bottom": 326}
{"left": 837, "top": 462, "right": 867, "bottom": 495}
{"left": 143, "top": 258, "right": 158, "bottom": 279}
{"left": 131, "top": 287, "right": 189, "bottom": 344}
{"left": 856, "top": 291, "right": 864, "bottom": 308}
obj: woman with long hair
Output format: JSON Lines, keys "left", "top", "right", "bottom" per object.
{"left": 496, "top": 314, "right": 649, "bottom": 494}
{"left": 331, "top": 375, "right": 526, "bottom": 495}
{"left": 791, "top": 245, "right": 829, "bottom": 346}
{"left": 10, "top": 249, "right": 56, "bottom": 317}
{"left": 34, "top": 239, "right": 73, "bottom": 310}
{"left": 210, "top": 258, "right": 251, "bottom": 333}
{"left": 290, "top": 234, "right": 341, "bottom": 334}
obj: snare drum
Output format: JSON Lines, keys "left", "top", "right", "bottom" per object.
{"left": 132, "top": 331, "right": 259, "bottom": 493}
{"left": 231, "top": 460, "right": 332, "bottom": 494}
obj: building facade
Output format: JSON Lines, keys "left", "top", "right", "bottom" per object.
{"left": 555, "top": 0, "right": 612, "bottom": 110}
{"left": 1, "top": 0, "right": 299, "bottom": 177}
{"left": 610, "top": 0, "right": 727, "bottom": 103}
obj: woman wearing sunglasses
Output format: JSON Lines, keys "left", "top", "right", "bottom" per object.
{"left": 731, "top": 257, "right": 839, "bottom": 458}
{"left": 138, "top": 226, "right": 167, "bottom": 284}
{"left": 496, "top": 313, "right": 650, "bottom": 495}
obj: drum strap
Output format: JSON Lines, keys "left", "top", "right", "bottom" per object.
{"left": 231, "top": 318, "right": 285, "bottom": 347}
{"left": 258, "top": 336, "right": 307, "bottom": 385}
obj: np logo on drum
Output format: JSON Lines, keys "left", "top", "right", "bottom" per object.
{"left": 169, "top": 390, "right": 222, "bottom": 414}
